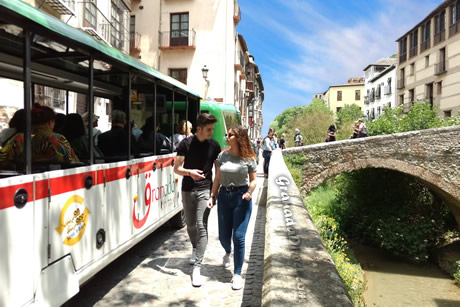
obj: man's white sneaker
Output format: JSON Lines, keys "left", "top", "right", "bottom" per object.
{"left": 189, "top": 248, "right": 197, "bottom": 265}
{"left": 192, "top": 267, "right": 203, "bottom": 287}
{"left": 231, "top": 274, "right": 243, "bottom": 290}
{"left": 223, "top": 253, "right": 231, "bottom": 268}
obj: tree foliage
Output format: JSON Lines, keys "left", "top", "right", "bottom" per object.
{"left": 335, "top": 104, "right": 363, "bottom": 127}
{"left": 270, "top": 99, "right": 334, "bottom": 147}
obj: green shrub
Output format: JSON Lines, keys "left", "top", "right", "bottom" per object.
{"left": 453, "top": 261, "right": 460, "bottom": 284}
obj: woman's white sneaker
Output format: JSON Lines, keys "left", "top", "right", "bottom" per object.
{"left": 189, "top": 248, "right": 197, "bottom": 265}
{"left": 231, "top": 274, "right": 243, "bottom": 290}
{"left": 223, "top": 253, "right": 231, "bottom": 268}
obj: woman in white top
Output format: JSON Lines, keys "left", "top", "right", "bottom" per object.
{"left": 172, "top": 120, "right": 192, "bottom": 151}
{"left": 209, "top": 125, "right": 257, "bottom": 290}
{"left": 261, "top": 128, "right": 274, "bottom": 178}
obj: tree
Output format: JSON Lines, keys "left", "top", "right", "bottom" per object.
{"left": 335, "top": 104, "right": 362, "bottom": 127}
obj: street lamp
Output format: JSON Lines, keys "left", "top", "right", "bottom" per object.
{"left": 201, "top": 65, "right": 209, "bottom": 81}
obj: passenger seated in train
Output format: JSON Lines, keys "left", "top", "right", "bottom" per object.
{"left": 138, "top": 116, "right": 172, "bottom": 155}
{"left": 172, "top": 120, "right": 192, "bottom": 151}
{"left": 0, "top": 109, "right": 25, "bottom": 148}
{"left": 62, "top": 113, "right": 104, "bottom": 160}
{"left": 82, "top": 112, "right": 102, "bottom": 145}
{"left": 0, "top": 105, "right": 79, "bottom": 167}
{"left": 53, "top": 113, "right": 66, "bottom": 134}
{"left": 98, "top": 109, "right": 138, "bottom": 159}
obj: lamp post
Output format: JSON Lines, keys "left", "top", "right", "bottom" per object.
{"left": 202, "top": 65, "right": 209, "bottom": 98}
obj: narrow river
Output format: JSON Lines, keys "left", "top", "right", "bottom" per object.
{"left": 351, "top": 243, "right": 460, "bottom": 306}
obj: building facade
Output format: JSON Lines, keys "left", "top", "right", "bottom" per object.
{"left": 363, "top": 58, "right": 398, "bottom": 120}
{"left": 323, "top": 82, "right": 365, "bottom": 116}
{"left": 396, "top": 0, "right": 460, "bottom": 117}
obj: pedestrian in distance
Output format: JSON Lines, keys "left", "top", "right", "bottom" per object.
{"left": 261, "top": 128, "right": 274, "bottom": 178}
{"left": 278, "top": 133, "right": 286, "bottom": 149}
{"left": 209, "top": 125, "right": 257, "bottom": 290}
{"left": 325, "top": 124, "right": 337, "bottom": 142}
{"left": 173, "top": 113, "right": 221, "bottom": 287}
{"left": 294, "top": 128, "right": 303, "bottom": 146}
{"left": 356, "top": 118, "right": 368, "bottom": 138}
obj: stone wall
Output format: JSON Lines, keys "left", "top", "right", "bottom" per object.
{"left": 282, "top": 125, "right": 460, "bottom": 225}
{"left": 262, "top": 150, "right": 353, "bottom": 307}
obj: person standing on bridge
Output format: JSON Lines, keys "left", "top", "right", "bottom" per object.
{"left": 174, "top": 113, "right": 221, "bottom": 287}
{"left": 294, "top": 128, "right": 303, "bottom": 146}
{"left": 209, "top": 125, "right": 257, "bottom": 290}
{"left": 261, "top": 128, "right": 274, "bottom": 178}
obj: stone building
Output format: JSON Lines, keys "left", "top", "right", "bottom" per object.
{"left": 396, "top": 0, "right": 460, "bottom": 117}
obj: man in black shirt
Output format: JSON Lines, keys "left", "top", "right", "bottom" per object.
{"left": 174, "top": 113, "right": 221, "bottom": 287}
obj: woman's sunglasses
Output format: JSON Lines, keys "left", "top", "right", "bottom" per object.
{"left": 225, "top": 133, "right": 235, "bottom": 138}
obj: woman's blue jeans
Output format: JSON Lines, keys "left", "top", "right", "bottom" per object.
{"left": 263, "top": 150, "right": 271, "bottom": 175}
{"left": 217, "top": 187, "right": 252, "bottom": 275}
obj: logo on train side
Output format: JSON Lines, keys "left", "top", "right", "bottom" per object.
{"left": 55, "top": 195, "right": 91, "bottom": 246}
{"left": 133, "top": 172, "right": 176, "bottom": 229}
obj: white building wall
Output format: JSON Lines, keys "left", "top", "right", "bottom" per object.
{"left": 364, "top": 66, "right": 397, "bottom": 119}
{"left": 158, "top": 0, "right": 236, "bottom": 104}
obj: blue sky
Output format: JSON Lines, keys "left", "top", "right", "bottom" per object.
{"left": 237, "top": 0, "right": 441, "bottom": 134}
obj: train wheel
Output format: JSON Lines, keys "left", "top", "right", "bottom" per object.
{"left": 170, "top": 209, "right": 186, "bottom": 229}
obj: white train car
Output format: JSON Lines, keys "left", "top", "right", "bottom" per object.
{"left": 0, "top": 0, "right": 201, "bottom": 305}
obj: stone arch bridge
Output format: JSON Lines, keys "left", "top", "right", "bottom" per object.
{"left": 282, "top": 125, "right": 460, "bottom": 225}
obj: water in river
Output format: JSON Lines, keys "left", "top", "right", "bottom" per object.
{"left": 351, "top": 243, "right": 460, "bottom": 307}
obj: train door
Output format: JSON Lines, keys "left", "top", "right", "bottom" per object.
{"left": 0, "top": 174, "right": 36, "bottom": 306}
{"left": 48, "top": 165, "right": 104, "bottom": 270}
{"left": 104, "top": 160, "right": 134, "bottom": 250}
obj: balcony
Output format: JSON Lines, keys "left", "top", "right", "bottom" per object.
{"left": 435, "top": 61, "right": 447, "bottom": 75}
{"left": 409, "top": 47, "right": 418, "bottom": 58}
{"left": 397, "top": 79, "right": 405, "bottom": 89}
{"left": 420, "top": 39, "right": 431, "bottom": 53}
{"left": 433, "top": 31, "right": 445, "bottom": 45}
{"left": 78, "top": 2, "right": 129, "bottom": 53}
{"left": 159, "top": 30, "right": 196, "bottom": 50}
{"left": 130, "top": 32, "right": 141, "bottom": 53}
{"left": 449, "top": 22, "right": 460, "bottom": 37}
{"left": 364, "top": 96, "right": 369, "bottom": 105}
{"left": 375, "top": 87, "right": 381, "bottom": 99}
{"left": 234, "top": 1, "right": 241, "bottom": 24}
{"left": 44, "top": 0, "right": 75, "bottom": 15}
{"left": 384, "top": 85, "right": 391, "bottom": 95}
{"left": 399, "top": 52, "right": 407, "bottom": 64}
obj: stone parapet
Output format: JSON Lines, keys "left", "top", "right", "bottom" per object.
{"left": 262, "top": 149, "right": 353, "bottom": 307}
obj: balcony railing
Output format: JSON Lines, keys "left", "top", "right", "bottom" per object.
{"left": 449, "top": 22, "right": 460, "bottom": 37}
{"left": 399, "top": 52, "right": 407, "bottom": 64}
{"left": 397, "top": 79, "right": 405, "bottom": 89}
{"left": 130, "top": 32, "right": 141, "bottom": 53}
{"left": 234, "top": 1, "right": 241, "bottom": 24}
{"left": 384, "top": 85, "right": 391, "bottom": 95}
{"left": 409, "top": 47, "right": 418, "bottom": 58}
{"left": 420, "top": 39, "right": 431, "bottom": 52}
{"left": 433, "top": 31, "right": 445, "bottom": 45}
{"left": 435, "top": 61, "right": 447, "bottom": 75}
{"left": 78, "top": 2, "right": 129, "bottom": 53}
{"left": 159, "top": 30, "right": 196, "bottom": 50}
{"left": 44, "top": 0, "right": 75, "bottom": 15}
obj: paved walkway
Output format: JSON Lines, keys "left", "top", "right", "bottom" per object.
{"left": 66, "top": 164, "right": 266, "bottom": 307}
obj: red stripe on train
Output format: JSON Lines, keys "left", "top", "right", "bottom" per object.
{"left": 0, "top": 157, "right": 177, "bottom": 210}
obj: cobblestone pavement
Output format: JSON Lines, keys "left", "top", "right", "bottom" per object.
{"left": 66, "top": 165, "right": 266, "bottom": 307}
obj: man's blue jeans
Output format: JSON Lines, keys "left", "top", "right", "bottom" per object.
{"left": 217, "top": 186, "right": 252, "bottom": 275}
{"left": 263, "top": 150, "right": 271, "bottom": 175}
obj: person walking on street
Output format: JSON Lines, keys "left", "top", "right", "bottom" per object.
{"left": 261, "top": 128, "right": 274, "bottom": 178}
{"left": 208, "top": 125, "right": 257, "bottom": 290}
{"left": 174, "top": 113, "right": 221, "bottom": 287}
{"left": 294, "top": 128, "right": 303, "bottom": 146}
